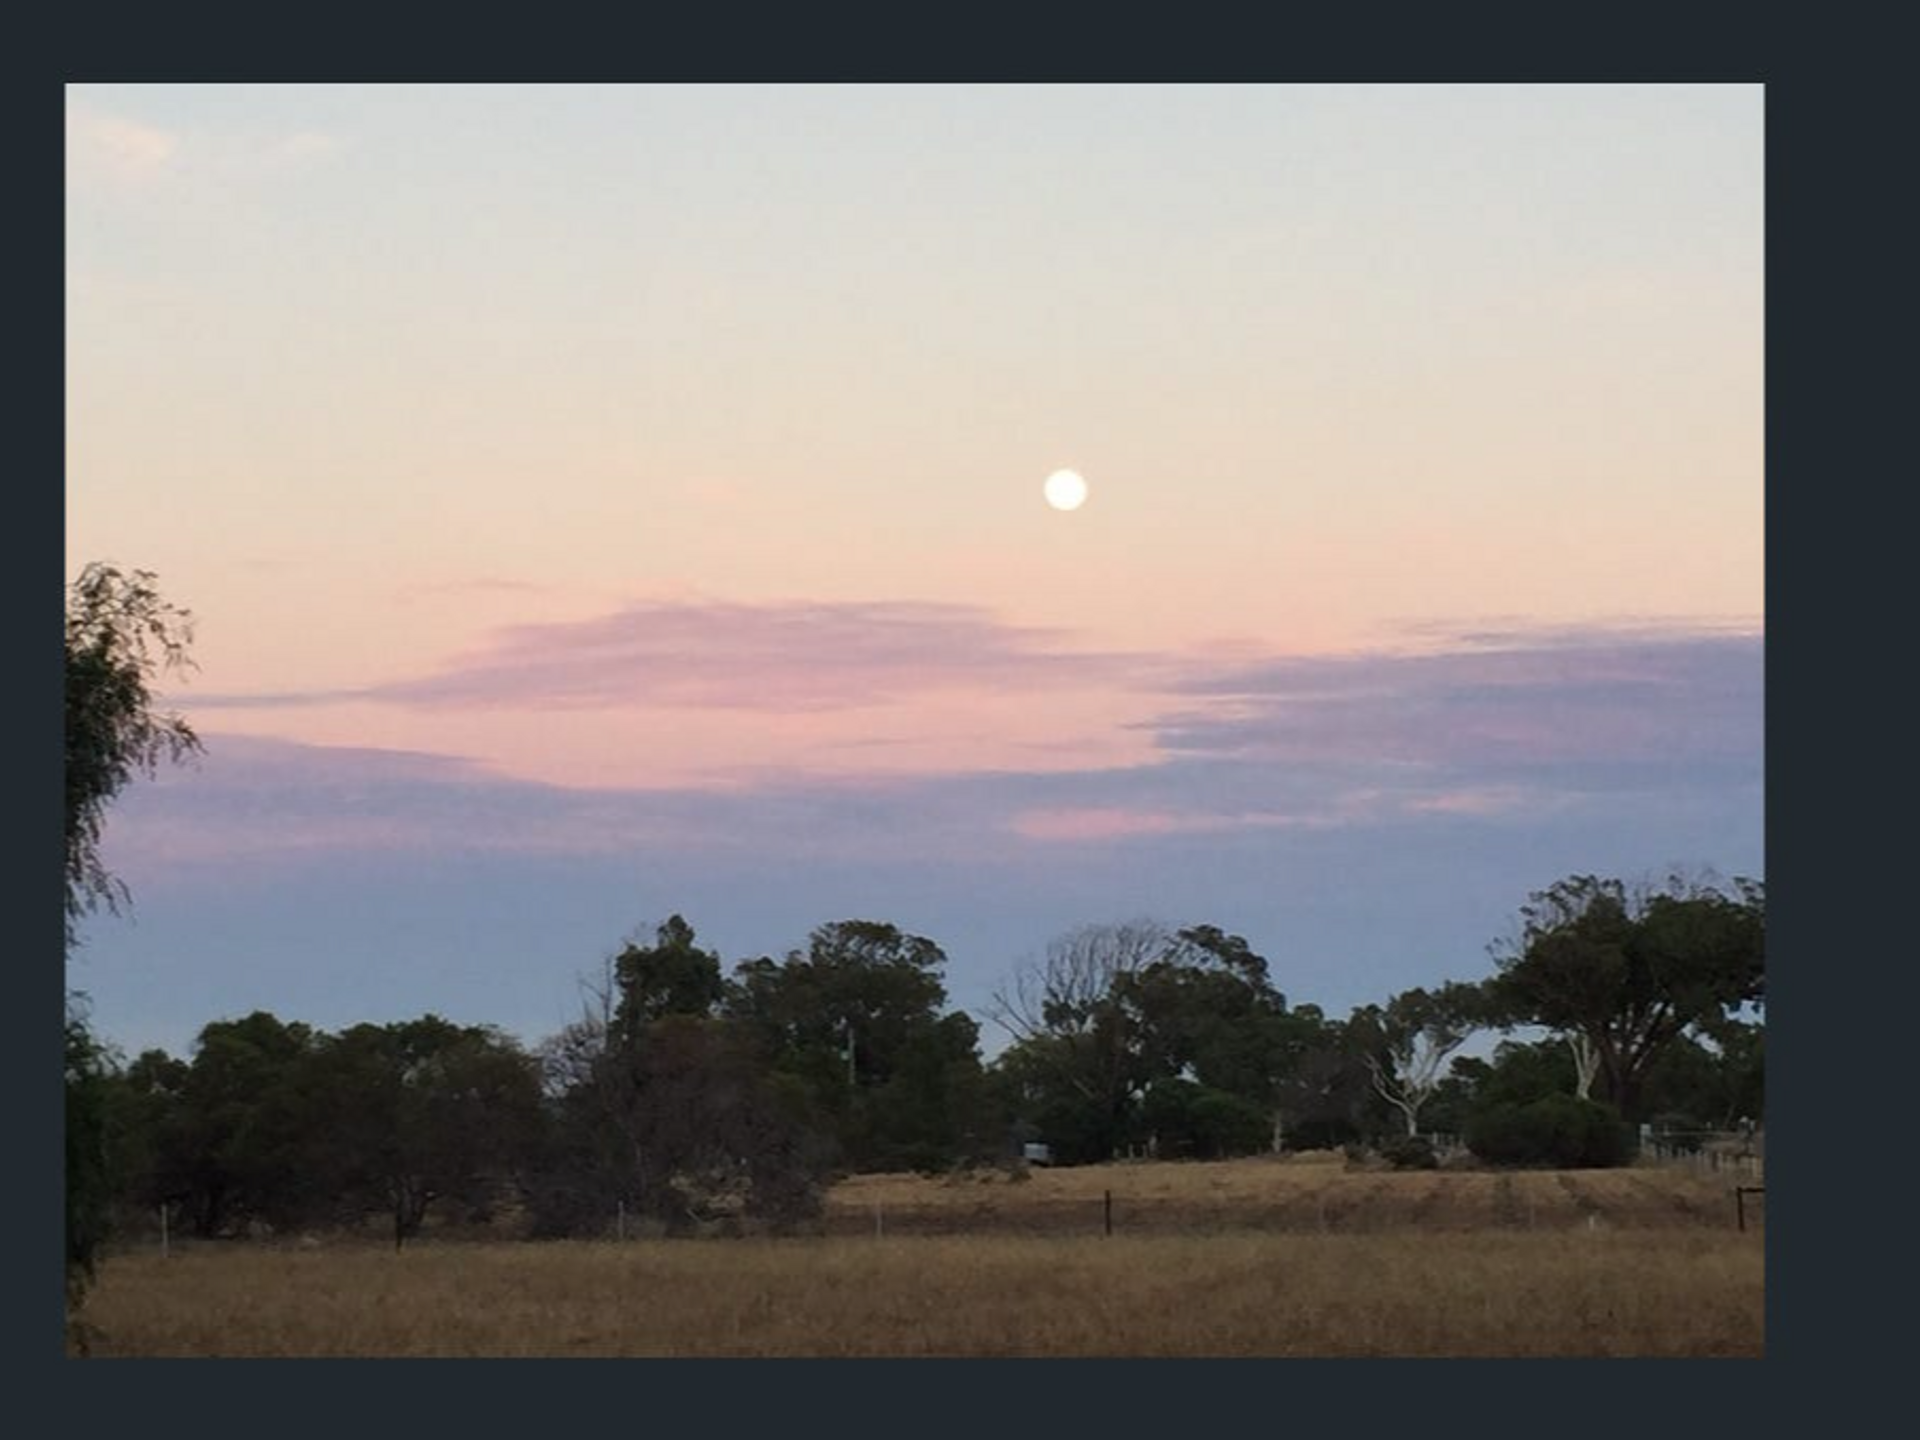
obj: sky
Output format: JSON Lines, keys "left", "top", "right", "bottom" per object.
{"left": 64, "top": 83, "right": 1764, "bottom": 1063}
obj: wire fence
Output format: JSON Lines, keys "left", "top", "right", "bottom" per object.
{"left": 1639, "top": 1127, "right": 1764, "bottom": 1179}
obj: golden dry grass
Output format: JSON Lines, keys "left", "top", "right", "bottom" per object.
{"left": 824, "top": 1154, "right": 1752, "bottom": 1236}
{"left": 76, "top": 1158, "right": 1763, "bottom": 1357}
{"left": 78, "top": 1231, "right": 1761, "bottom": 1357}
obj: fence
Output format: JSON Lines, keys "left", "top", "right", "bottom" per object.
{"left": 1640, "top": 1127, "right": 1764, "bottom": 1179}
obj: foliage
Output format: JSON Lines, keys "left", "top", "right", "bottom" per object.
{"left": 1465, "top": 1094, "right": 1633, "bottom": 1168}
{"left": 723, "top": 919, "right": 987, "bottom": 1172}
{"left": 65, "top": 1003, "right": 116, "bottom": 1299}
{"left": 1267, "top": 1010, "right": 1378, "bottom": 1152}
{"left": 1348, "top": 981, "right": 1490, "bottom": 1136}
{"left": 528, "top": 917, "right": 851, "bottom": 1235}
{"left": 160, "top": 1011, "right": 324, "bottom": 1235}
{"left": 612, "top": 915, "right": 724, "bottom": 1042}
{"left": 994, "top": 922, "right": 1304, "bottom": 1162}
{"left": 305, "top": 1017, "right": 545, "bottom": 1246}
{"left": 64, "top": 565, "right": 201, "bottom": 1309}
{"left": 1378, "top": 1134, "right": 1439, "bottom": 1169}
{"left": 984, "top": 921, "right": 1171, "bottom": 1160}
{"left": 1485, "top": 873, "right": 1764, "bottom": 1122}
{"left": 986, "top": 922, "right": 1395, "bottom": 1162}
{"left": 65, "top": 564, "right": 202, "bottom": 944}
{"left": 1450, "top": 1038, "right": 1581, "bottom": 1112}
{"left": 1638, "top": 1023, "right": 1764, "bottom": 1130}
{"left": 76, "top": 877, "right": 1768, "bottom": 1246}
{"left": 1137, "top": 1079, "right": 1272, "bottom": 1159}
{"left": 623, "top": 1016, "right": 832, "bottom": 1232}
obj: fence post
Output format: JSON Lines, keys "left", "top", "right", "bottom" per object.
{"left": 1104, "top": 1189, "right": 1113, "bottom": 1237}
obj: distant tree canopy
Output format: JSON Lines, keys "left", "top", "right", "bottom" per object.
{"left": 100, "top": 1009, "right": 544, "bottom": 1245}
{"left": 986, "top": 921, "right": 1367, "bottom": 1162}
{"left": 1485, "top": 873, "right": 1764, "bottom": 1123}
{"left": 80, "top": 873, "right": 1767, "bottom": 1249}
{"left": 723, "top": 919, "right": 990, "bottom": 1173}
{"left": 612, "top": 914, "right": 726, "bottom": 1042}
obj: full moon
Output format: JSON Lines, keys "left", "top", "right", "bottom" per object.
{"left": 1044, "top": 469, "right": 1088, "bottom": 511}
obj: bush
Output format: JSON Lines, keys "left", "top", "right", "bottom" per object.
{"left": 1379, "top": 1134, "right": 1439, "bottom": 1170}
{"left": 1466, "top": 1094, "right": 1632, "bottom": 1168}
{"left": 1141, "top": 1081, "right": 1271, "bottom": 1160}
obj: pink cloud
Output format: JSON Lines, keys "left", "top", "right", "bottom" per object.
{"left": 199, "top": 599, "right": 1167, "bottom": 716}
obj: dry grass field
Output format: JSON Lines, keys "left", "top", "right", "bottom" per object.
{"left": 823, "top": 1150, "right": 1759, "bottom": 1237}
{"left": 72, "top": 1155, "right": 1765, "bottom": 1358}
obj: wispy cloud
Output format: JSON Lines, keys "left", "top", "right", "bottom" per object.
{"left": 117, "top": 619, "right": 1760, "bottom": 875}
{"left": 194, "top": 598, "right": 1163, "bottom": 714}
{"left": 67, "top": 99, "right": 341, "bottom": 190}
{"left": 67, "top": 102, "right": 180, "bottom": 183}
{"left": 1149, "top": 625, "right": 1761, "bottom": 774}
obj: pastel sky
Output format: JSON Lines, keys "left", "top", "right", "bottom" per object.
{"left": 65, "top": 83, "right": 1763, "bottom": 1061}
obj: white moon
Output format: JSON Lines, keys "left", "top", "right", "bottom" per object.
{"left": 1044, "top": 469, "right": 1088, "bottom": 511}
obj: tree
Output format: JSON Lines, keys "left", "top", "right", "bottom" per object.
{"left": 1266, "top": 1008, "right": 1378, "bottom": 1151}
{"left": 65, "top": 564, "right": 202, "bottom": 945}
{"left": 988, "top": 921, "right": 1341, "bottom": 1162}
{"left": 64, "top": 1004, "right": 116, "bottom": 1341}
{"left": 529, "top": 918, "right": 839, "bottom": 1235}
{"left": 987, "top": 918, "right": 1168, "bottom": 1048}
{"left": 985, "top": 920, "right": 1172, "bottom": 1163}
{"left": 1637, "top": 1020, "right": 1766, "bottom": 1134}
{"left": 614, "top": 1016, "right": 833, "bottom": 1233}
{"left": 611, "top": 915, "right": 725, "bottom": 1044}
{"left": 1114, "top": 926, "right": 1325, "bottom": 1156}
{"left": 64, "top": 564, "right": 201, "bottom": 1327}
{"left": 164, "top": 1011, "right": 323, "bottom": 1237}
{"left": 1350, "top": 982, "right": 1490, "bottom": 1137}
{"left": 723, "top": 919, "right": 984, "bottom": 1171}
{"left": 1486, "top": 873, "right": 1765, "bottom": 1123}
{"left": 95, "top": 1046, "right": 193, "bottom": 1234}
{"left": 307, "top": 1017, "right": 545, "bottom": 1247}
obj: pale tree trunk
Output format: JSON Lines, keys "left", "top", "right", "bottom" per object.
{"left": 1365, "top": 1054, "right": 1425, "bottom": 1137}
{"left": 1567, "top": 1034, "right": 1600, "bottom": 1100}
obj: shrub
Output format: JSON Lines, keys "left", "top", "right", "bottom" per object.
{"left": 1379, "top": 1134, "right": 1439, "bottom": 1170}
{"left": 1466, "top": 1094, "right": 1631, "bottom": 1168}
{"left": 1141, "top": 1081, "right": 1271, "bottom": 1160}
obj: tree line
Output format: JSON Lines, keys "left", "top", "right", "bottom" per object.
{"left": 82, "top": 881, "right": 1764, "bottom": 1247}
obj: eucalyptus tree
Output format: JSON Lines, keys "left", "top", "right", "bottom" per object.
{"left": 724, "top": 919, "right": 984, "bottom": 1172}
{"left": 1485, "top": 873, "right": 1765, "bottom": 1123}
{"left": 531, "top": 916, "right": 841, "bottom": 1234}
{"left": 65, "top": 563, "right": 202, "bottom": 944}
{"left": 64, "top": 564, "right": 201, "bottom": 1320}
{"left": 308, "top": 1016, "right": 545, "bottom": 1247}
{"left": 1349, "top": 982, "right": 1492, "bottom": 1137}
